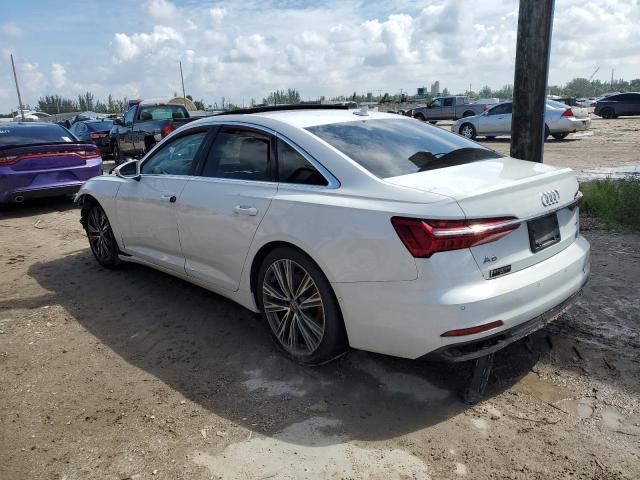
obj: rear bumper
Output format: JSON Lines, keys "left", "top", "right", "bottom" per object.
{"left": 332, "top": 235, "right": 590, "bottom": 359}
{"left": 0, "top": 158, "right": 102, "bottom": 203}
{"left": 551, "top": 117, "right": 591, "bottom": 133}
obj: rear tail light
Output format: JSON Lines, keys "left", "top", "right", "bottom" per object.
{"left": 561, "top": 108, "right": 574, "bottom": 118}
{"left": 568, "top": 190, "right": 583, "bottom": 211}
{"left": 90, "top": 132, "right": 107, "bottom": 140}
{"left": 391, "top": 216, "right": 520, "bottom": 258}
{"left": 0, "top": 146, "right": 100, "bottom": 165}
{"left": 403, "top": 110, "right": 413, "bottom": 117}
{"left": 161, "top": 124, "right": 174, "bottom": 137}
{"left": 441, "top": 320, "right": 504, "bottom": 337}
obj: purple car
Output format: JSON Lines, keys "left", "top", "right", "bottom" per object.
{"left": 0, "top": 122, "right": 102, "bottom": 204}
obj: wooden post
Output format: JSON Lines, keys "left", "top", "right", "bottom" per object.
{"left": 510, "top": 0, "right": 555, "bottom": 163}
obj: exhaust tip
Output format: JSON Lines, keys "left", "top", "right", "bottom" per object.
{"left": 13, "top": 195, "right": 25, "bottom": 203}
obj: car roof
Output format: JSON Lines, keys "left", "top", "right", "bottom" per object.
{"left": 194, "top": 108, "right": 405, "bottom": 129}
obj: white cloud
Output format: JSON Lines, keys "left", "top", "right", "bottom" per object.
{"left": 0, "top": 22, "right": 22, "bottom": 38}
{"left": 113, "top": 25, "right": 183, "bottom": 63}
{"left": 209, "top": 7, "right": 228, "bottom": 24}
{"left": 146, "top": 0, "right": 178, "bottom": 21}
{"left": 51, "top": 64, "right": 66, "bottom": 89}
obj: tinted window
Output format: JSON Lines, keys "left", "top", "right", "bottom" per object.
{"left": 443, "top": 98, "right": 454, "bottom": 107}
{"left": 124, "top": 107, "right": 136, "bottom": 126}
{"left": 138, "top": 105, "right": 188, "bottom": 121}
{"left": 488, "top": 103, "right": 512, "bottom": 115}
{"left": 201, "top": 128, "right": 271, "bottom": 181}
{"left": 307, "top": 119, "right": 501, "bottom": 178}
{"left": 141, "top": 131, "right": 206, "bottom": 175}
{"left": 277, "top": 138, "right": 327, "bottom": 186}
{"left": 0, "top": 123, "right": 75, "bottom": 147}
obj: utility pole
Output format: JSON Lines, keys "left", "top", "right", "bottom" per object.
{"left": 610, "top": 68, "right": 614, "bottom": 91}
{"left": 510, "top": 0, "right": 555, "bottom": 163}
{"left": 179, "top": 60, "right": 186, "bottom": 100}
{"left": 10, "top": 54, "right": 26, "bottom": 121}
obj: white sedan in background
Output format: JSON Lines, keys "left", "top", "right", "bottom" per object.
{"left": 452, "top": 100, "right": 591, "bottom": 140}
{"left": 76, "top": 106, "right": 590, "bottom": 366}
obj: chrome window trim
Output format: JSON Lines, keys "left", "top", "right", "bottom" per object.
{"left": 206, "top": 120, "right": 341, "bottom": 189}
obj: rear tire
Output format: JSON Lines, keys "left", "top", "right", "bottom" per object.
{"left": 459, "top": 123, "right": 477, "bottom": 139}
{"left": 544, "top": 125, "right": 550, "bottom": 141}
{"left": 600, "top": 107, "right": 616, "bottom": 119}
{"left": 84, "top": 204, "right": 121, "bottom": 268}
{"left": 256, "top": 247, "right": 347, "bottom": 365}
{"left": 552, "top": 132, "right": 569, "bottom": 140}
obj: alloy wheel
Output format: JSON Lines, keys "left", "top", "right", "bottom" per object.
{"left": 86, "top": 207, "right": 117, "bottom": 263}
{"left": 262, "top": 259, "right": 326, "bottom": 355}
{"left": 460, "top": 125, "right": 474, "bottom": 138}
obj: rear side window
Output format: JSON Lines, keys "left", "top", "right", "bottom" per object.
{"left": 0, "top": 124, "right": 75, "bottom": 147}
{"left": 307, "top": 119, "right": 501, "bottom": 178}
{"left": 443, "top": 98, "right": 454, "bottom": 107}
{"left": 201, "top": 127, "right": 272, "bottom": 181}
{"left": 141, "top": 131, "right": 206, "bottom": 175}
{"left": 277, "top": 139, "right": 327, "bottom": 186}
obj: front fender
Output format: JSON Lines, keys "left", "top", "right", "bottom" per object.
{"left": 75, "top": 176, "right": 125, "bottom": 249}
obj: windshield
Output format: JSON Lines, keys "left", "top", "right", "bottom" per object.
{"left": 0, "top": 124, "right": 76, "bottom": 148}
{"left": 85, "top": 120, "right": 114, "bottom": 131}
{"left": 138, "top": 105, "right": 188, "bottom": 121}
{"left": 306, "top": 118, "right": 502, "bottom": 178}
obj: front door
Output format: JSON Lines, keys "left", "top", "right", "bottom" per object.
{"left": 115, "top": 129, "right": 209, "bottom": 273}
{"left": 178, "top": 125, "right": 277, "bottom": 291}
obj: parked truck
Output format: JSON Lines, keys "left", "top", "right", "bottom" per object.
{"left": 411, "top": 96, "right": 488, "bottom": 123}
{"left": 110, "top": 101, "right": 197, "bottom": 164}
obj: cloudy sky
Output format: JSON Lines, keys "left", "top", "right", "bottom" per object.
{"left": 1, "top": 0, "right": 638, "bottom": 111}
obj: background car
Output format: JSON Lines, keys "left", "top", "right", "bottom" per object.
{"left": 594, "top": 92, "right": 640, "bottom": 118}
{"left": 68, "top": 119, "right": 114, "bottom": 157}
{"left": 0, "top": 122, "right": 102, "bottom": 204}
{"left": 76, "top": 106, "right": 589, "bottom": 368}
{"left": 452, "top": 100, "right": 591, "bottom": 140}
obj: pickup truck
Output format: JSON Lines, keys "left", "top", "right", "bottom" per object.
{"left": 110, "top": 102, "right": 196, "bottom": 163}
{"left": 411, "top": 96, "right": 487, "bottom": 123}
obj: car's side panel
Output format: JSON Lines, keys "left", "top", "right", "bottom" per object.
{"left": 178, "top": 177, "right": 277, "bottom": 291}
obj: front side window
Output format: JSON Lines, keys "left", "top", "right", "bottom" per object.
{"left": 201, "top": 127, "right": 271, "bottom": 181}
{"left": 488, "top": 103, "right": 511, "bottom": 115}
{"left": 431, "top": 99, "right": 442, "bottom": 108}
{"left": 141, "top": 131, "right": 206, "bottom": 175}
{"left": 277, "top": 138, "right": 327, "bottom": 186}
{"left": 307, "top": 119, "right": 501, "bottom": 178}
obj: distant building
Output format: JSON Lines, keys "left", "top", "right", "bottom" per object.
{"left": 430, "top": 81, "right": 440, "bottom": 96}
{"left": 366, "top": 92, "right": 373, "bottom": 102}
{"left": 417, "top": 87, "right": 426, "bottom": 96}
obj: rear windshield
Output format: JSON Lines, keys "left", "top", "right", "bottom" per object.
{"left": 306, "top": 118, "right": 502, "bottom": 178}
{"left": 85, "top": 120, "right": 113, "bottom": 131}
{"left": 138, "top": 105, "right": 188, "bottom": 121}
{"left": 0, "top": 124, "right": 75, "bottom": 148}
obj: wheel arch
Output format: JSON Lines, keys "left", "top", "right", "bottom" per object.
{"left": 76, "top": 193, "right": 101, "bottom": 229}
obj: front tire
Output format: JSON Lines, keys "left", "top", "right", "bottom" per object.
{"left": 600, "top": 107, "right": 616, "bottom": 119}
{"left": 85, "top": 204, "right": 121, "bottom": 268}
{"left": 459, "top": 123, "right": 477, "bottom": 139}
{"left": 256, "top": 247, "right": 347, "bottom": 365}
{"left": 113, "top": 141, "right": 123, "bottom": 165}
{"left": 414, "top": 113, "right": 425, "bottom": 121}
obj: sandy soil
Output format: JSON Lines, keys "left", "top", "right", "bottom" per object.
{"left": 1, "top": 119, "right": 640, "bottom": 479}
{"left": 440, "top": 114, "right": 640, "bottom": 172}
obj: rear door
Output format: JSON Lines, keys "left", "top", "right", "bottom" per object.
{"left": 115, "top": 128, "right": 209, "bottom": 273}
{"left": 177, "top": 125, "right": 277, "bottom": 291}
{"left": 441, "top": 97, "right": 455, "bottom": 119}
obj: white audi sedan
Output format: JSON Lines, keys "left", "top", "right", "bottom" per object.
{"left": 76, "top": 106, "right": 590, "bottom": 365}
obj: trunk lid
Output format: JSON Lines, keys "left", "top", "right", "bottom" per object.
{"left": 0, "top": 143, "right": 99, "bottom": 171}
{"left": 385, "top": 157, "right": 580, "bottom": 278}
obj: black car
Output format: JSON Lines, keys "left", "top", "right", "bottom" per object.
{"left": 594, "top": 92, "right": 640, "bottom": 119}
{"left": 68, "top": 119, "right": 114, "bottom": 156}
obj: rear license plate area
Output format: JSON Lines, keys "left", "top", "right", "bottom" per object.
{"left": 528, "top": 213, "right": 560, "bottom": 253}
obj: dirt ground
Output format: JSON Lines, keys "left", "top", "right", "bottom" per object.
{"left": 1, "top": 116, "right": 639, "bottom": 480}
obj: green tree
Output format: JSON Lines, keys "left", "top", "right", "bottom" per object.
{"left": 479, "top": 85, "right": 492, "bottom": 97}
{"left": 263, "top": 88, "right": 301, "bottom": 105}
{"left": 564, "top": 78, "right": 592, "bottom": 97}
{"left": 37, "top": 95, "right": 78, "bottom": 114}
{"left": 193, "top": 99, "right": 205, "bottom": 110}
{"left": 77, "top": 91, "right": 95, "bottom": 111}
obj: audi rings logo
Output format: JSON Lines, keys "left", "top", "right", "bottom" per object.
{"left": 541, "top": 189, "right": 560, "bottom": 207}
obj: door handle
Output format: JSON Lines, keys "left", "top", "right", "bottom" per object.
{"left": 233, "top": 205, "right": 258, "bottom": 216}
{"left": 161, "top": 194, "right": 177, "bottom": 203}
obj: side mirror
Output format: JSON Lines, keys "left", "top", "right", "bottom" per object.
{"left": 113, "top": 118, "right": 124, "bottom": 126}
{"left": 114, "top": 160, "right": 141, "bottom": 181}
